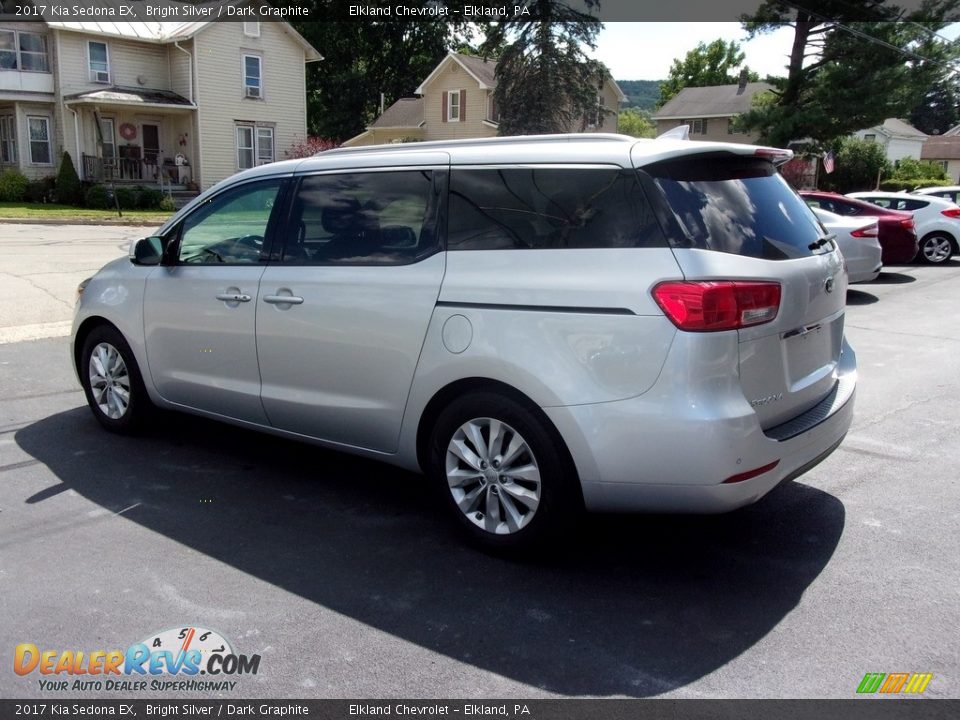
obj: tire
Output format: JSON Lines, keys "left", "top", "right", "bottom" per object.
{"left": 918, "top": 233, "right": 954, "bottom": 264}
{"left": 427, "top": 391, "right": 581, "bottom": 554}
{"left": 80, "top": 325, "right": 153, "bottom": 434}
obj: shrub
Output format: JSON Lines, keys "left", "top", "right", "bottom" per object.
{"left": 139, "top": 187, "right": 163, "bottom": 209}
{"left": 159, "top": 195, "right": 176, "bottom": 212}
{"left": 880, "top": 177, "right": 950, "bottom": 192}
{"left": 85, "top": 184, "right": 111, "bottom": 209}
{"left": 0, "top": 168, "right": 30, "bottom": 201}
{"left": 820, "top": 137, "right": 891, "bottom": 194}
{"left": 890, "top": 157, "right": 949, "bottom": 184}
{"left": 284, "top": 136, "right": 338, "bottom": 159}
{"left": 24, "top": 176, "right": 56, "bottom": 203}
{"left": 115, "top": 186, "right": 138, "bottom": 209}
{"left": 55, "top": 151, "right": 83, "bottom": 205}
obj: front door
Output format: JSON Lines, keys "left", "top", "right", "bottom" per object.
{"left": 142, "top": 123, "right": 160, "bottom": 167}
{"left": 143, "top": 178, "right": 285, "bottom": 424}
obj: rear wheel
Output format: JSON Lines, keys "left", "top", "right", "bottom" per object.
{"left": 918, "top": 233, "right": 954, "bottom": 264}
{"left": 80, "top": 325, "right": 152, "bottom": 433}
{"left": 428, "top": 391, "right": 580, "bottom": 554}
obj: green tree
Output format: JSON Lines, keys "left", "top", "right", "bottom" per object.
{"left": 657, "top": 39, "right": 759, "bottom": 108}
{"left": 821, "top": 137, "right": 891, "bottom": 193}
{"left": 618, "top": 108, "right": 656, "bottom": 138}
{"left": 290, "top": 3, "right": 483, "bottom": 142}
{"left": 481, "top": 0, "right": 611, "bottom": 135}
{"left": 741, "top": 1, "right": 959, "bottom": 148}
{"left": 910, "top": 74, "right": 960, "bottom": 136}
{"left": 55, "top": 151, "right": 82, "bottom": 206}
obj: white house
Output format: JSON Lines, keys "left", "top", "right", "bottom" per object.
{"left": 0, "top": 7, "right": 320, "bottom": 193}
{"left": 853, "top": 118, "right": 928, "bottom": 163}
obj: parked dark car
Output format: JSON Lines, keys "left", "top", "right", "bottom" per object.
{"left": 800, "top": 191, "right": 919, "bottom": 264}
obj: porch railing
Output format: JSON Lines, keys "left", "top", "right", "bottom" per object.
{"left": 82, "top": 153, "right": 163, "bottom": 183}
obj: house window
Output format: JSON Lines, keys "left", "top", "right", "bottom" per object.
{"left": 256, "top": 127, "right": 274, "bottom": 165}
{"left": 236, "top": 125, "right": 274, "bottom": 169}
{"left": 488, "top": 96, "right": 500, "bottom": 123}
{"left": 27, "top": 116, "right": 51, "bottom": 164}
{"left": 0, "top": 115, "right": 17, "bottom": 164}
{"left": 448, "top": 90, "right": 460, "bottom": 122}
{"left": 18, "top": 32, "right": 49, "bottom": 72}
{"left": 88, "top": 41, "right": 110, "bottom": 83}
{"left": 864, "top": 133, "right": 876, "bottom": 142}
{"left": 243, "top": 22, "right": 260, "bottom": 37}
{"left": 0, "top": 30, "right": 49, "bottom": 72}
{"left": 0, "top": 30, "right": 16, "bottom": 69}
{"left": 237, "top": 126, "right": 254, "bottom": 169}
{"left": 243, "top": 55, "right": 262, "bottom": 98}
{"left": 687, "top": 118, "right": 708, "bottom": 135}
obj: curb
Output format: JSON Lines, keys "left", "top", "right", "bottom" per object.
{"left": 0, "top": 217, "right": 169, "bottom": 227}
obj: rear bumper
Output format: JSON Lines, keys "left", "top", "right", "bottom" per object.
{"left": 879, "top": 230, "right": 919, "bottom": 264}
{"left": 544, "top": 337, "right": 857, "bottom": 514}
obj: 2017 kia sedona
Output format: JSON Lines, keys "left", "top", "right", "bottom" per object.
{"left": 73, "top": 134, "right": 856, "bottom": 552}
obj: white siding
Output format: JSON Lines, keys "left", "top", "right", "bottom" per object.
{"left": 55, "top": 31, "right": 169, "bottom": 96}
{"left": 194, "top": 22, "right": 308, "bottom": 189}
{"left": 169, "top": 38, "right": 193, "bottom": 102}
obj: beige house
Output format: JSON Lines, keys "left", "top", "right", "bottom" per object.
{"left": 920, "top": 136, "right": 960, "bottom": 182}
{"left": 343, "top": 52, "right": 625, "bottom": 147}
{"left": 0, "top": 12, "right": 320, "bottom": 193}
{"left": 652, "top": 82, "right": 774, "bottom": 143}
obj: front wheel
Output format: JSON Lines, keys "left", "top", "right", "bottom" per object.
{"left": 80, "top": 325, "right": 153, "bottom": 433}
{"left": 428, "top": 391, "right": 581, "bottom": 553}
{"left": 918, "top": 233, "right": 954, "bottom": 264}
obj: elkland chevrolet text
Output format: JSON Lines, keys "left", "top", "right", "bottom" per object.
{"left": 72, "top": 134, "right": 856, "bottom": 552}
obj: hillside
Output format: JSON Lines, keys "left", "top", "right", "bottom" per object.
{"left": 617, "top": 80, "right": 663, "bottom": 111}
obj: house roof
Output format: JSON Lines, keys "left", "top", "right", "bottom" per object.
{"left": 370, "top": 97, "right": 424, "bottom": 129}
{"left": 921, "top": 136, "right": 960, "bottom": 160}
{"left": 653, "top": 82, "right": 775, "bottom": 119}
{"left": 943, "top": 123, "right": 960, "bottom": 137}
{"left": 868, "top": 118, "right": 928, "bottom": 139}
{"left": 415, "top": 51, "right": 625, "bottom": 101}
{"left": 63, "top": 85, "right": 196, "bottom": 108}
{"left": 45, "top": 1, "right": 321, "bottom": 60}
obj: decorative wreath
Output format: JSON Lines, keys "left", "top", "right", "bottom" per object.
{"left": 119, "top": 123, "right": 137, "bottom": 141}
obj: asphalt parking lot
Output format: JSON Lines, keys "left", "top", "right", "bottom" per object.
{"left": 0, "top": 224, "right": 958, "bottom": 699}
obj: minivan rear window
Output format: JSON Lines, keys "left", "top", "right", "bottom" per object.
{"left": 643, "top": 155, "right": 826, "bottom": 260}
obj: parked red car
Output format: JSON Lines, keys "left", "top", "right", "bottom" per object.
{"left": 800, "top": 191, "right": 919, "bottom": 264}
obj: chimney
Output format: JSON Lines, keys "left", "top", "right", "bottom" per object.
{"left": 737, "top": 68, "right": 749, "bottom": 95}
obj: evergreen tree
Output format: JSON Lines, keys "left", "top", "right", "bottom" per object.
{"left": 56, "top": 151, "right": 82, "bottom": 206}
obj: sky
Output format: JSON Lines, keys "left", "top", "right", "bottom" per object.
{"left": 591, "top": 22, "right": 960, "bottom": 81}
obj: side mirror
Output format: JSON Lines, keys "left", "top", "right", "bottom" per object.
{"left": 131, "top": 236, "right": 164, "bottom": 266}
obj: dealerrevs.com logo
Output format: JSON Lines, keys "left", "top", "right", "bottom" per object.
{"left": 14, "top": 626, "right": 261, "bottom": 692}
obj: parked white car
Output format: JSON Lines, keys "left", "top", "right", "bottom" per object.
{"left": 811, "top": 208, "right": 882, "bottom": 283}
{"left": 848, "top": 191, "right": 960, "bottom": 264}
{"left": 912, "top": 185, "right": 960, "bottom": 204}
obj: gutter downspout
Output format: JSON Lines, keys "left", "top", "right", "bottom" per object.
{"left": 174, "top": 40, "right": 197, "bottom": 190}
{"left": 173, "top": 41, "right": 194, "bottom": 104}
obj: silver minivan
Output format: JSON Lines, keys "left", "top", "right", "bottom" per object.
{"left": 72, "top": 134, "right": 856, "bottom": 552}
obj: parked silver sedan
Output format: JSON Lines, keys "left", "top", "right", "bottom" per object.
{"left": 811, "top": 207, "right": 883, "bottom": 283}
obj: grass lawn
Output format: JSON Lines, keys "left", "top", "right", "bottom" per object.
{"left": 0, "top": 202, "right": 173, "bottom": 224}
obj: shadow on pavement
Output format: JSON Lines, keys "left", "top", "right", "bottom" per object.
{"left": 846, "top": 289, "right": 879, "bottom": 305}
{"left": 17, "top": 409, "right": 846, "bottom": 697}
{"left": 870, "top": 271, "right": 917, "bottom": 285}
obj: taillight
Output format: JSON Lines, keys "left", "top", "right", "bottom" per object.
{"left": 941, "top": 207, "right": 960, "bottom": 218}
{"left": 653, "top": 281, "right": 781, "bottom": 332}
{"left": 851, "top": 223, "right": 878, "bottom": 239}
{"left": 900, "top": 217, "right": 915, "bottom": 230}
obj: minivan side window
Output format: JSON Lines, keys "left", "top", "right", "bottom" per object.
{"left": 447, "top": 167, "right": 666, "bottom": 250}
{"left": 177, "top": 179, "right": 282, "bottom": 264}
{"left": 281, "top": 170, "right": 440, "bottom": 265}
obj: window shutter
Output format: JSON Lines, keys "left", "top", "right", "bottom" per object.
{"left": 442, "top": 91, "right": 448, "bottom": 123}
{"left": 460, "top": 90, "right": 466, "bottom": 121}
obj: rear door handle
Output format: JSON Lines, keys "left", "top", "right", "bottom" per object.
{"left": 215, "top": 292, "right": 251, "bottom": 302}
{"left": 263, "top": 294, "right": 304, "bottom": 305}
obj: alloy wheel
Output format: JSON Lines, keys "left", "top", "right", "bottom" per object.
{"left": 88, "top": 342, "right": 131, "bottom": 420}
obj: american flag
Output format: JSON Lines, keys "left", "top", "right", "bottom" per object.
{"left": 823, "top": 151, "right": 835, "bottom": 174}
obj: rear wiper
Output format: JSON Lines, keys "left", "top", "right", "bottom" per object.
{"left": 808, "top": 234, "right": 835, "bottom": 252}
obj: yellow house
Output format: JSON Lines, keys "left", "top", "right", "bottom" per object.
{"left": 343, "top": 51, "right": 625, "bottom": 147}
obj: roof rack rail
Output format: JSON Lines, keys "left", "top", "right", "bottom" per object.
{"left": 319, "top": 133, "right": 637, "bottom": 156}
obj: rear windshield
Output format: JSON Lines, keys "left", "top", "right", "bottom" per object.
{"left": 643, "top": 155, "right": 826, "bottom": 260}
